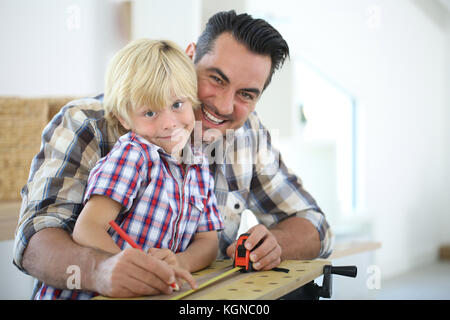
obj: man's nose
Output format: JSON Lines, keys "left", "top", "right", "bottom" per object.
{"left": 215, "top": 89, "right": 234, "bottom": 116}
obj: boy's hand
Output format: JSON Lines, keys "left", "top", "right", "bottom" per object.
{"left": 147, "top": 247, "right": 198, "bottom": 290}
{"left": 147, "top": 247, "right": 179, "bottom": 268}
{"left": 94, "top": 248, "right": 178, "bottom": 297}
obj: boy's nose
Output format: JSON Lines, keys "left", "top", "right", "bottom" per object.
{"left": 161, "top": 113, "right": 178, "bottom": 131}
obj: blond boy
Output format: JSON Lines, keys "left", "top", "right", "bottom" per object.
{"left": 34, "top": 39, "right": 223, "bottom": 299}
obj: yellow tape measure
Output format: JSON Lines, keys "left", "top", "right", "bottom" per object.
{"left": 171, "top": 267, "right": 242, "bottom": 300}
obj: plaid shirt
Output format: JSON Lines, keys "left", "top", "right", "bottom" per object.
{"left": 14, "top": 95, "right": 334, "bottom": 299}
{"left": 35, "top": 131, "right": 223, "bottom": 299}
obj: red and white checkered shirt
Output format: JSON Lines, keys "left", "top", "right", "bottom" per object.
{"left": 36, "top": 131, "right": 223, "bottom": 299}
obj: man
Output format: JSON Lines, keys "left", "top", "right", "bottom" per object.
{"left": 14, "top": 10, "right": 333, "bottom": 298}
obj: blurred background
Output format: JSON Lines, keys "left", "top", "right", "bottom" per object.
{"left": 0, "top": 0, "right": 449, "bottom": 299}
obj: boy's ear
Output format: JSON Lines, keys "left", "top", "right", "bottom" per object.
{"left": 185, "top": 42, "right": 196, "bottom": 61}
{"left": 116, "top": 115, "right": 131, "bottom": 131}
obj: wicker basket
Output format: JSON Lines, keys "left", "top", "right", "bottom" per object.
{"left": 0, "top": 97, "right": 76, "bottom": 201}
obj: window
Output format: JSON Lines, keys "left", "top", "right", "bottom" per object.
{"left": 295, "top": 58, "right": 357, "bottom": 217}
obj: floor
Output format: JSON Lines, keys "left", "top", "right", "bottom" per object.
{"left": 371, "top": 261, "right": 450, "bottom": 300}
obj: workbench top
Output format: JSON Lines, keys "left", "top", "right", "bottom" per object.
{"left": 93, "top": 259, "right": 330, "bottom": 300}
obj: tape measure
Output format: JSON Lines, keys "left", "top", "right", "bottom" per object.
{"left": 171, "top": 233, "right": 255, "bottom": 300}
{"left": 171, "top": 233, "right": 289, "bottom": 300}
{"left": 233, "top": 233, "right": 257, "bottom": 271}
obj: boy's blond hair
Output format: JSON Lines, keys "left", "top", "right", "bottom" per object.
{"left": 103, "top": 38, "right": 199, "bottom": 128}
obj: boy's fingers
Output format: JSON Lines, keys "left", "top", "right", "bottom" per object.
{"left": 174, "top": 267, "right": 198, "bottom": 290}
{"left": 126, "top": 249, "right": 176, "bottom": 288}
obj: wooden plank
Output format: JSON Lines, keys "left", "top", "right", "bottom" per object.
{"left": 439, "top": 245, "right": 450, "bottom": 260}
{"left": 0, "top": 201, "right": 21, "bottom": 241}
{"left": 329, "top": 241, "right": 381, "bottom": 259}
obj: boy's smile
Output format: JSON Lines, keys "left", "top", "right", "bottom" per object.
{"left": 119, "top": 98, "right": 195, "bottom": 156}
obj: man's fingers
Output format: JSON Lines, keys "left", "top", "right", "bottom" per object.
{"left": 242, "top": 224, "right": 282, "bottom": 271}
{"left": 244, "top": 224, "right": 267, "bottom": 251}
{"left": 226, "top": 241, "right": 237, "bottom": 259}
{"left": 251, "top": 244, "right": 282, "bottom": 270}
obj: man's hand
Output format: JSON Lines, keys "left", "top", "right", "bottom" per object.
{"left": 225, "top": 217, "right": 321, "bottom": 269}
{"left": 226, "top": 224, "right": 282, "bottom": 271}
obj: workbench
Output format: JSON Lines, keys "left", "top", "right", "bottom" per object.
{"left": 93, "top": 258, "right": 355, "bottom": 300}
{"left": 92, "top": 240, "right": 380, "bottom": 300}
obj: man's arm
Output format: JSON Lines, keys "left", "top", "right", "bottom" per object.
{"left": 23, "top": 228, "right": 186, "bottom": 297}
{"left": 271, "top": 216, "right": 321, "bottom": 260}
{"left": 225, "top": 113, "right": 333, "bottom": 269}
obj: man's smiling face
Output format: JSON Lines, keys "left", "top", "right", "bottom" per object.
{"left": 189, "top": 32, "right": 272, "bottom": 141}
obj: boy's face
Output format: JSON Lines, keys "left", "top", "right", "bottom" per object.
{"left": 120, "top": 97, "right": 195, "bottom": 155}
{"left": 187, "top": 33, "right": 272, "bottom": 141}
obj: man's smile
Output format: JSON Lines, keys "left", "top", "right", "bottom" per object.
{"left": 201, "top": 104, "right": 228, "bottom": 126}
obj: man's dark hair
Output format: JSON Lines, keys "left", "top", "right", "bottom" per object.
{"left": 195, "top": 10, "right": 290, "bottom": 90}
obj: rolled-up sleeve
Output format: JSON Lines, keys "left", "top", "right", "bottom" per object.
{"left": 247, "top": 113, "right": 334, "bottom": 259}
{"left": 13, "top": 100, "right": 114, "bottom": 272}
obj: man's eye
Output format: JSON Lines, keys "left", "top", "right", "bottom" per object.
{"left": 144, "top": 111, "right": 156, "bottom": 118}
{"left": 172, "top": 101, "right": 183, "bottom": 109}
{"left": 211, "top": 76, "right": 223, "bottom": 85}
{"left": 239, "top": 91, "right": 254, "bottom": 100}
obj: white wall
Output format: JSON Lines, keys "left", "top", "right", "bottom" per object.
{"left": 0, "top": 0, "right": 128, "bottom": 97}
{"left": 132, "top": 0, "right": 201, "bottom": 48}
{"left": 249, "top": 0, "right": 450, "bottom": 279}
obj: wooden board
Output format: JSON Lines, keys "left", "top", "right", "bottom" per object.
{"left": 439, "top": 245, "right": 450, "bottom": 260}
{"left": 0, "top": 201, "right": 20, "bottom": 241}
{"left": 330, "top": 241, "right": 381, "bottom": 259}
{"left": 93, "top": 259, "right": 330, "bottom": 300}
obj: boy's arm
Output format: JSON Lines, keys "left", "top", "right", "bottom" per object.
{"left": 176, "top": 231, "right": 219, "bottom": 272}
{"left": 72, "top": 195, "right": 123, "bottom": 254}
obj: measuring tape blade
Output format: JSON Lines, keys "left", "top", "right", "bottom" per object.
{"left": 171, "top": 267, "right": 241, "bottom": 300}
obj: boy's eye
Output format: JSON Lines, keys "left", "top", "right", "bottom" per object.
{"left": 172, "top": 101, "right": 183, "bottom": 109}
{"left": 144, "top": 111, "right": 156, "bottom": 118}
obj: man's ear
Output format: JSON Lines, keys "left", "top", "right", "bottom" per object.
{"left": 185, "top": 42, "right": 196, "bottom": 61}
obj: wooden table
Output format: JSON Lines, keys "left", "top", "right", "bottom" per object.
{"left": 93, "top": 240, "right": 381, "bottom": 300}
{"left": 93, "top": 259, "right": 330, "bottom": 300}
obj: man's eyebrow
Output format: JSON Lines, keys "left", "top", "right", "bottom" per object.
{"left": 207, "top": 67, "right": 230, "bottom": 84}
{"left": 241, "top": 87, "right": 261, "bottom": 97}
{"left": 207, "top": 67, "right": 261, "bottom": 97}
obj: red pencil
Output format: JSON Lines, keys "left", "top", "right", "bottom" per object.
{"left": 108, "top": 220, "right": 179, "bottom": 291}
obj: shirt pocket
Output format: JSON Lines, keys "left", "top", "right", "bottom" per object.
{"left": 186, "top": 194, "right": 206, "bottom": 223}
{"left": 214, "top": 188, "right": 249, "bottom": 239}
